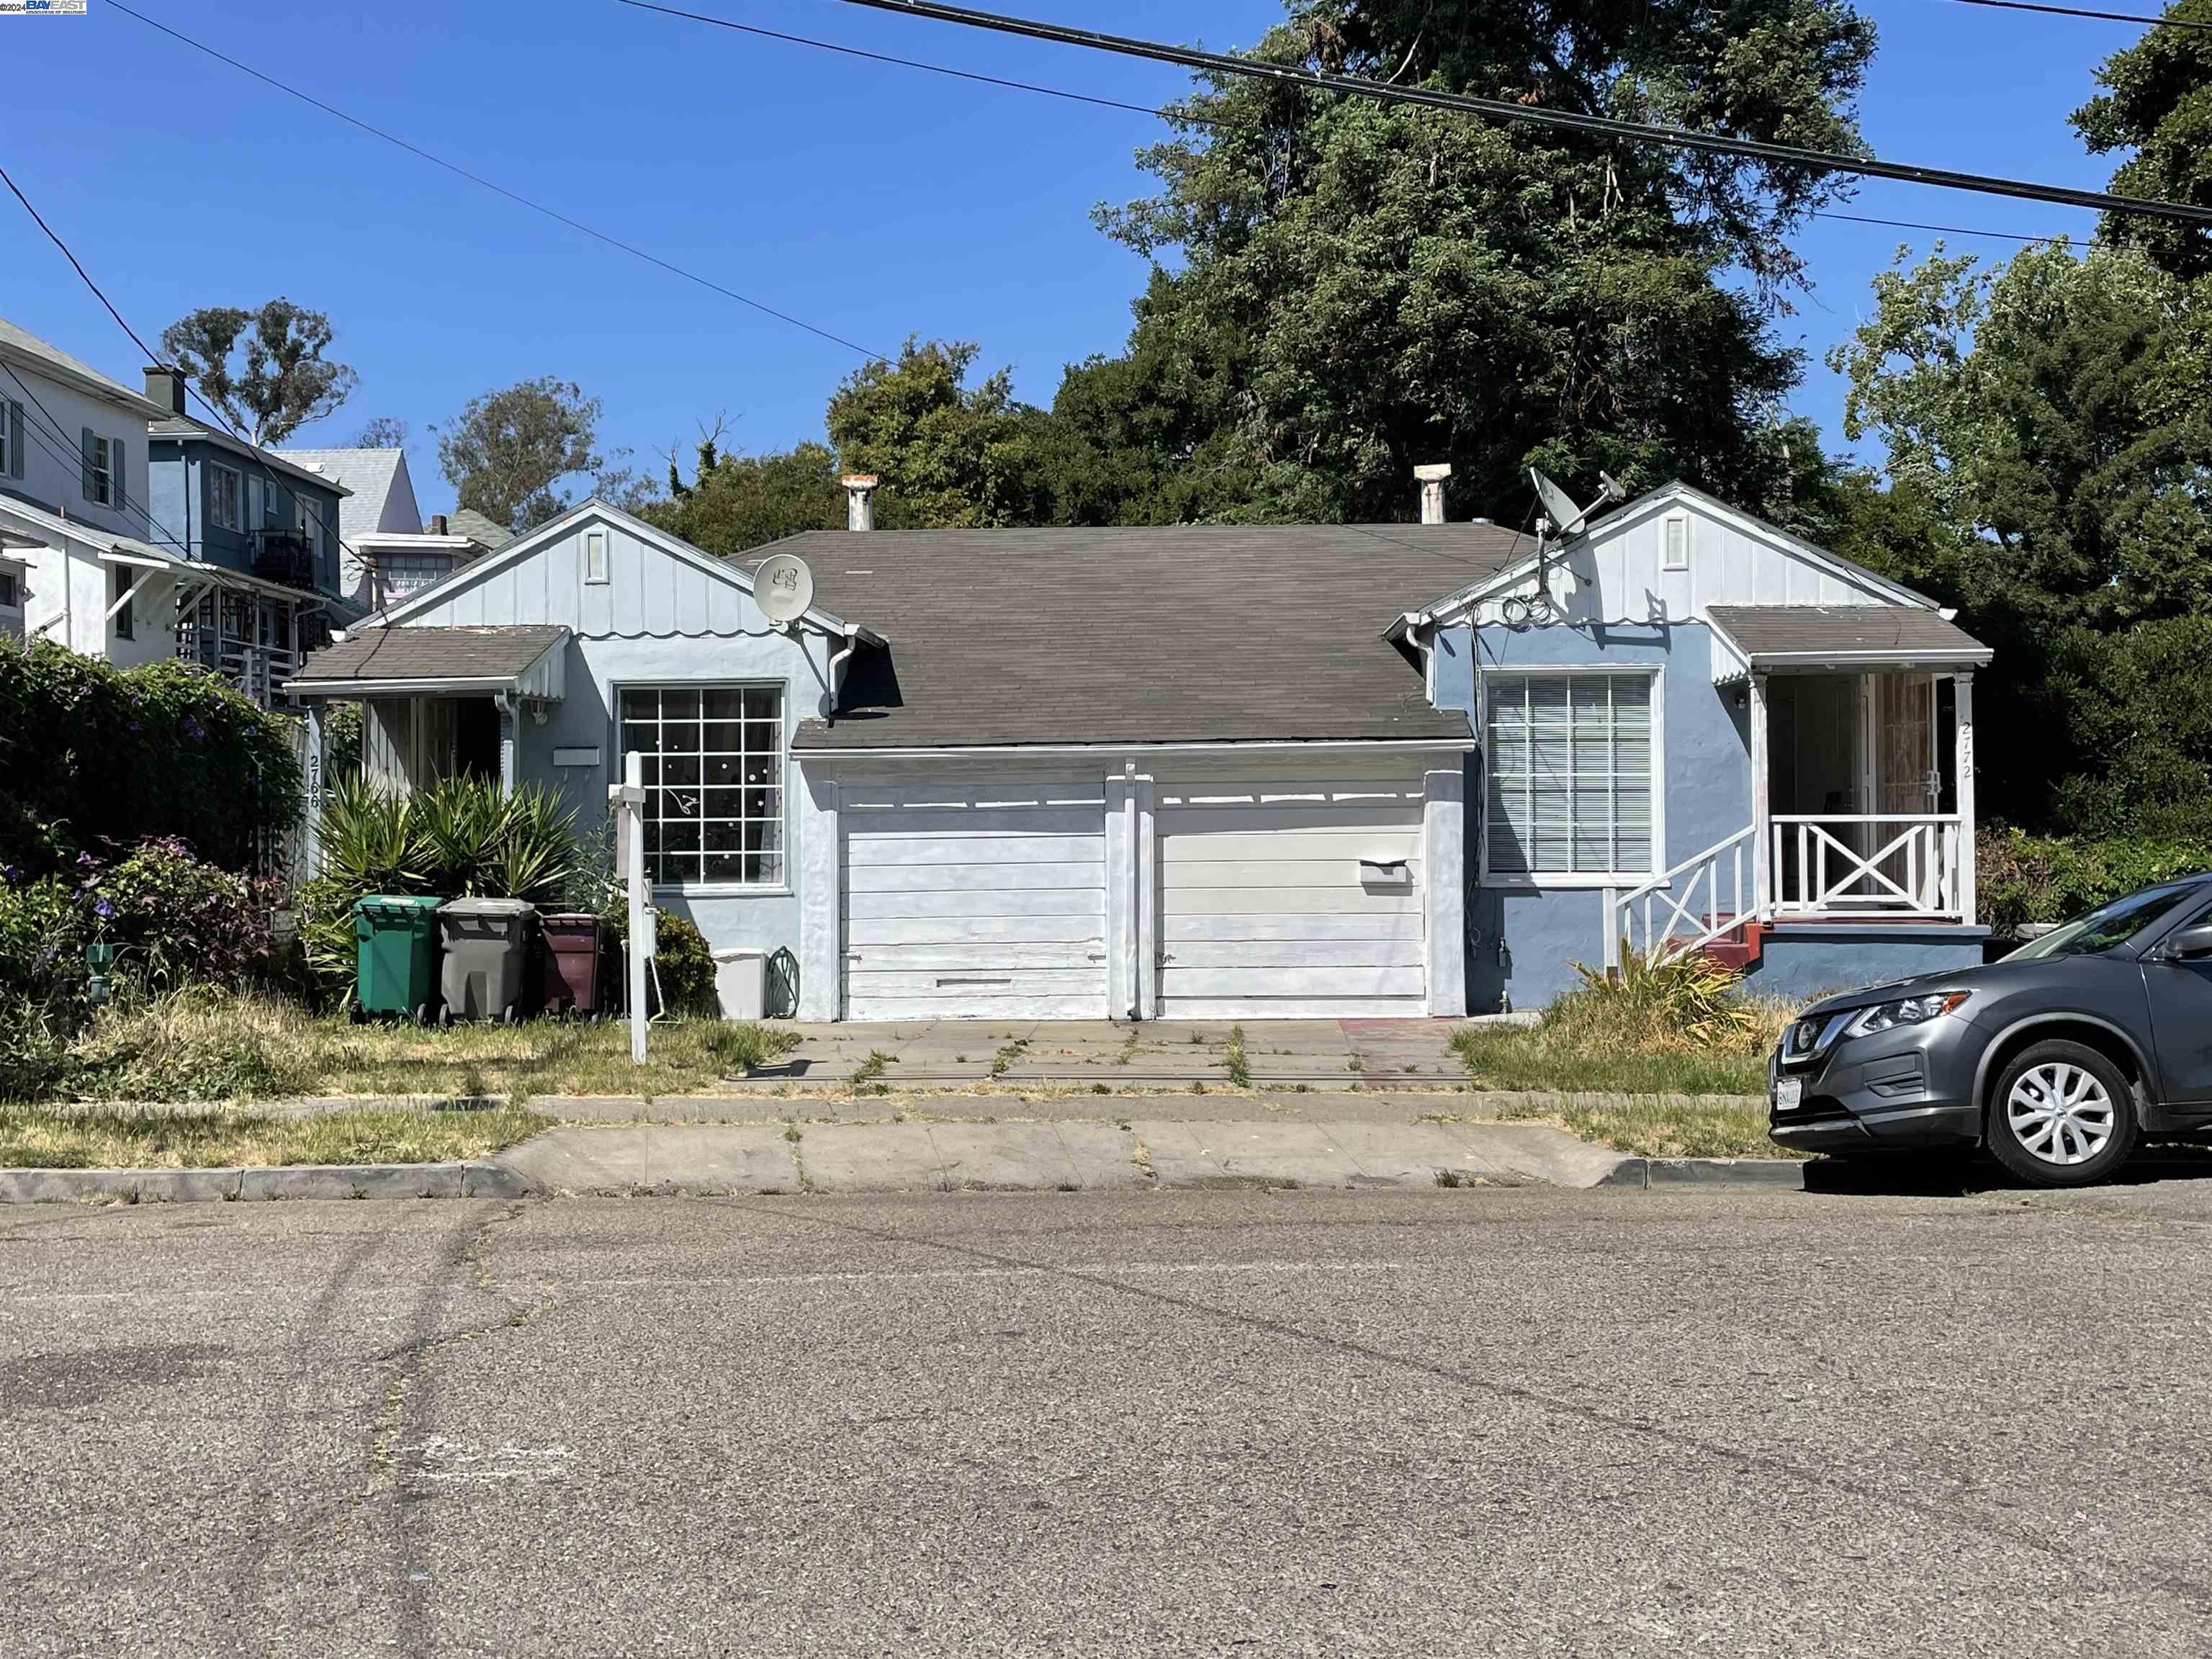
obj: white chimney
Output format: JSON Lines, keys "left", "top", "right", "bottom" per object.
{"left": 842, "top": 474, "right": 879, "bottom": 533}
{"left": 1415, "top": 463, "right": 1452, "bottom": 526}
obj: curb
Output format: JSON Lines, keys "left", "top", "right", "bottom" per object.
{"left": 0, "top": 1161, "right": 524, "bottom": 1205}
{"left": 1599, "top": 1156, "right": 1808, "bottom": 1190}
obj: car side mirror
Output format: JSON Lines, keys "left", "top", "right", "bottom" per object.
{"left": 2163, "top": 922, "right": 2212, "bottom": 961}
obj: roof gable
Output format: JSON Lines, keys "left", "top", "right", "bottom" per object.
{"left": 0, "top": 315, "right": 174, "bottom": 421}
{"left": 1421, "top": 482, "right": 1933, "bottom": 627}
{"left": 375, "top": 498, "right": 855, "bottom": 639}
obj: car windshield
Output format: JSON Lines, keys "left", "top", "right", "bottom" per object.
{"left": 2008, "top": 883, "right": 2205, "bottom": 959}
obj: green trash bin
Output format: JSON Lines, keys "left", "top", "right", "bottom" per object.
{"left": 354, "top": 895, "right": 445, "bottom": 1024}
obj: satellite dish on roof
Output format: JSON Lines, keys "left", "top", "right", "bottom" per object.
{"left": 1531, "top": 469, "right": 1588, "bottom": 539}
{"left": 754, "top": 553, "right": 814, "bottom": 629}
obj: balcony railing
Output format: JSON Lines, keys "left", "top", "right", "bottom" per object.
{"left": 251, "top": 529, "right": 318, "bottom": 590}
{"left": 1771, "top": 814, "right": 1965, "bottom": 921}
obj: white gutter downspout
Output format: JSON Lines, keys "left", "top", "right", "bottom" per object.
{"left": 1397, "top": 611, "right": 1437, "bottom": 703}
{"left": 826, "top": 624, "right": 862, "bottom": 721}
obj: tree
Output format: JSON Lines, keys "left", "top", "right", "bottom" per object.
{"left": 351, "top": 416, "right": 408, "bottom": 449}
{"left": 1052, "top": 0, "right": 1875, "bottom": 524}
{"left": 1826, "top": 239, "right": 2212, "bottom": 832}
{"left": 435, "top": 377, "right": 605, "bottom": 534}
{"left": 159, "top": 299, "right": 358, "bottom": 446}
{"left": 825, "top": 339, "right": 1052, "bottom": 529}
{"left": 2072, "top": 0, "right": 2212, "bottom": 281}
{"left": 642, "top": 432, "right": 845, "bottom": 556}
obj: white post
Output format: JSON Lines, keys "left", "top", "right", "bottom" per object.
{"left": 302, "top": 701, "right": 325, "bottom": 880}
{"left": 1601, "top": 886, "right": 1619, "bottom": 975}
{"left": 1954, "top": 673, "right": 1977, "bottom": 925}
{"left": 1748, "top": 673, "right": 1771, "bottom": 917}
{"left": 611, "top": 750, "right": 652, "bottom": 1064}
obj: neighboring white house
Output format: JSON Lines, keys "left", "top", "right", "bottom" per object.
{"left": 0, "top": 316, "right": 188, "bottom": 671}
{"left": 272, "top": 446, "right": 508, "bottom": 610}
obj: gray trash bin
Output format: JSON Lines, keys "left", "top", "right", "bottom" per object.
{"left": 436, "top": 898, "right": 539, "bottom": 1024}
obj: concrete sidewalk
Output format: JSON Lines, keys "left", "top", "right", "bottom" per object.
{"left": 490, "top": 1117, "right": 1748, "bottom": 1195}
{"left": 719, "top": 1015, "right": 1529, "bottom": 1090}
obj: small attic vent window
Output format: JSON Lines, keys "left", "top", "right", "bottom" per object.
{"left": 1663, "top": 514, "right": 1689, "bottom": 571}
{"left": 585, "top": 529, "right": 608, "bottom": 585}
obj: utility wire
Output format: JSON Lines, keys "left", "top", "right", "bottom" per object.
{"left": 1942, "top": 0, "right": 2212, "bottom": 31}
{"left": 1, "top": 159, "right": 362, "bottom": 583}
{"left": 104, "top": 0, "right": 891, "bottom": 364}
{"left": 626, "top": 2, "right": 2074, "bottom": 248}
{"left": 0, "top": 358, "right": 189, "bottom": 553}
{"left": 811, "top": 0, "right": 2212, "bottom": 225}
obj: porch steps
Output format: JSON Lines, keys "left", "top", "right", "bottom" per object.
{"left": 1699, "top": 918, "right": 1764, "bottom": 971}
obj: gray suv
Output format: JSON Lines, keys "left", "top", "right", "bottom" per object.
{"left": 1770, "top": 876, "right": 2212, "bottom": 1186}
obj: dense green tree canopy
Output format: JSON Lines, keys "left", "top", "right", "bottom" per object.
{"left": 1053, "top": 0, "right": 1876, "bottom": 524}
{"left": 2072, "top": 0, "right": 2212, "bottom": 281}
{"left": 643, "top": 435, "right": 845, "bottom": 556}
{"left": 436, "top": 377, "right": 608, "bottom": 534}
{"left": 824, "top": 339, "right": 1051, "bottom": 529}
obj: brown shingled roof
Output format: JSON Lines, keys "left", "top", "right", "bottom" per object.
{"left": 292, "top": 625, "right": 566, "bottom": 685}
{"left": 768, "top": 523, "right": 1518, "bottom": 750}
{"left": 1707, "top": 606, "right": 1991, "bottom": 663}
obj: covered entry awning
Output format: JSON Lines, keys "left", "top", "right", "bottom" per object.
{"left": 284, "top": 624, "right": 568, "bottom": 701}
{"left": 1707, "top": 606, "right": 1991, "bottom": 683}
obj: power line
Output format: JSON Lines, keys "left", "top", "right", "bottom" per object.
{"left": 628, "top": 2, "right": 2077, "bottom": 248}
{"left": 1942, "top": 0, "right": 2212, "bottom": 32}
{"left": 104, "top": 0, "right": 892, "bottom": 364}
{"left": 0, "top": 358, "right": 189, "bottom": 553}
{"left": 1, "top": 160, "right": 363, "bottom": 583}
{"left": 814, "top": 0, "right": 2212, "bottom": 225}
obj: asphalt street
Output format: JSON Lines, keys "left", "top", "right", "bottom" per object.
{"left": 8, "top": 1177, "right": 2212, "bottom": 1656}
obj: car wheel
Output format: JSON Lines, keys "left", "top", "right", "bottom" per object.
{"left": 1986, "top": 1040, "right": 2139, "bottom": 1187}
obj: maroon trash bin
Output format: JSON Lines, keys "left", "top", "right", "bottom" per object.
{"left": 538, "top": 913, "right": 603, "bottom": 1016}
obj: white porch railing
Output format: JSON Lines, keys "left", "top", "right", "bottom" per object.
{"left": 1771, "top": 814, "right": 1964, "bottom": 920}
{"left": 1604, "top": 825, "right": 1758, "bottom": 971}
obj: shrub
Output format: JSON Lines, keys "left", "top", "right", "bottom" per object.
{"left": 1977, "top": 826, "right": 2212, "bottom": 935}
{"left": 82, "top": 838, "right": 279, "bottom": 991}
{"left": 0, "top": 639, "right": 301, "bottom": 877}
{"left": 322, "top": 701, "right": 364, "bottom": 786}
{"left": 599, "top": 902, "right": 719, "bottom": 1017}
{"left": 1560, "top": 949, "right": 1781, "bottom": 1053}
{"left": 0, "top": 871, "right": 86, "bottom": 1013}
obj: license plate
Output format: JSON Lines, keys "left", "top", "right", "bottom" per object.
{"left": 1773, "top": 1076, "right": 1804, "bottom": 1112}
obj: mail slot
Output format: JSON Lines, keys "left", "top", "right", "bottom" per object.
{"left": 1359, "top": 858, "right": 1413, "bottom": 885}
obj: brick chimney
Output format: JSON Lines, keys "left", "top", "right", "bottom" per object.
{"left": 143, "top": 367, "right": 187, "bottom": 417}
{"left": 1415, "top": 463, "right": 1452, "bottom": 526}
{"left": 842, "top": 474, "right": 878, "bottom": 533}
{"left": 428, "top": 514, "right": 449, "bottom": 535}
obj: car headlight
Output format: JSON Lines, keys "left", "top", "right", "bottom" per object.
{"left": 1845, "top": 991, "right": 1972, "bottom": 1038}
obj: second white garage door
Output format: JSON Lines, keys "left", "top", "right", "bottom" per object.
{"left": 1157, "top": 783, "right": 1429, "bottom": 1019}
{"left": 841, "top": 791, "right": 1109, "bottom": 1020}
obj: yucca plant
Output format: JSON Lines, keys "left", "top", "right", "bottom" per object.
{"left": 489, "top": 785, "right": 582, "bottom": 904}
{"left": 415, "top": 776, "right": 509, "bottom": 896}
{"left": 1566, "top": 946, "right": 1773, "bottom": 1051}
{"left": 317, "top": 776, "right": 433, "bottom": 896}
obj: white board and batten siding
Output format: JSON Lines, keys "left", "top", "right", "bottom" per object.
{"left": 840, "top": 782, "right": 1110, "bottom": 1020}
{"left": 1156, "top": 776, "right": 1429, "bottom": 1020}
{"left": 1461, "top": 488, "right": 1921, "bottom": 629}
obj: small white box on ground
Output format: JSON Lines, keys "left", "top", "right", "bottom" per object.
{"left": 711, "top": 948, "right": 766, "bottom": 1021}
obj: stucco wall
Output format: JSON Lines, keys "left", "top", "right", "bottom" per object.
{"left": 513, "top": 624, "right": 833, "bottom": 974}
{"left": 1434, "top": 619, "right": 1753, "bottom": 1010}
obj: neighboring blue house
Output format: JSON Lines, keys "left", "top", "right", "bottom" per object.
{"left": 1408, "top": 481, "right": 1992, "bottom": 1007}
{"left": 143, "top": 369, "right": 357, "bottom": 706}
{"left": 285, "top": 472, "right": 1992, "bottom": 1020}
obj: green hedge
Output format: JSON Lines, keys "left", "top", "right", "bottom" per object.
{"left": 1979, "top": 827, "right": 2212, "bottom": 935}
{"left": 0, "top": 639, "right": 302, "bottom": 876}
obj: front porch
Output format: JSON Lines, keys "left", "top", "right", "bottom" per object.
{"left": 1609, "top": 605, "right": 1992, "bottom": 979}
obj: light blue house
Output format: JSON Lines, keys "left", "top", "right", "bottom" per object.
{"left": 286, "top": 475, "right": 1990, "bottom": 1020}
{"left": 1404, "top": 480, "right": 1992, "bottom": 1007}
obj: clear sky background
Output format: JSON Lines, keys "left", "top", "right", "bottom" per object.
{"left": 3, "top": 0, "right": 2139, "bottom": 518}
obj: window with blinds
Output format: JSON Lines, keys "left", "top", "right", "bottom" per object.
{"left": 1483, "top": 673, "right": 1656, "bottom": 878}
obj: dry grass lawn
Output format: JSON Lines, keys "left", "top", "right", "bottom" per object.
{"left": 0, "top": 1104, "right": 549, "bottom": 1170}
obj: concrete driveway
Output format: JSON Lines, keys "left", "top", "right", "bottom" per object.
{"left": 11, "top": 1179, "right": 2212, "bottom": 1654}
{"left": 743, "top": 1017, "right": 1497, "bottom": 1088}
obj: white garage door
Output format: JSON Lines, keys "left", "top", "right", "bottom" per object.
{"left": 1158, "top": 785, "right": 1427, "bottom": 1019}
{"left": 842, "top": 792, "right": 1108, "bottom": 1020}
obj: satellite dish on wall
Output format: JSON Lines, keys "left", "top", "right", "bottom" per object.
{"left": 754, "top": 553, "right": 814, "bottom": 629}
{"left": 1531, "top": 469, "right": 1588, "bottom": 539}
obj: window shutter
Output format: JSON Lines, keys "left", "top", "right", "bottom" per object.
{"left": 112, "top": 439, "right": 125, "bottom": 511}
{"left": 7, "top": 402, "right": 21, "bottom": 479}
{"left": 81, "top": 428, "right": 97, "bottom": 499}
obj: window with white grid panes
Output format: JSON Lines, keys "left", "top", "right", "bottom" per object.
{"left": 1483, "top": 671, "right": 1655, "bottom": 879}
{"left": 617, "top": 686, "right": 786, "bottom": 887}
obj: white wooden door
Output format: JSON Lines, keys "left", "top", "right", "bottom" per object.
{"left": 1157, "top": 786, "right": 1428, "bottom": 1019}
{"left": 841, "top": 791, "right": 1108, "bottom": 1020}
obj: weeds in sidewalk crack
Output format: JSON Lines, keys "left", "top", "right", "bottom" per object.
{"left": 850, "top": 1051, "right": 894, "bottom": 1087}
{"left": 1223, "top": 1025, "right": 1251, "bottom": 1089}
{"left": 990, "top": 1038, "right": 1029, "bottom": 1078}
{"left": 1112, "top": 1028, "right": 1140, "bottom": 1066}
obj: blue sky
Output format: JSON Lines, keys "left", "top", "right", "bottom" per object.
{"left": 4, "top": 0, "right": 2136, "bottom": 517}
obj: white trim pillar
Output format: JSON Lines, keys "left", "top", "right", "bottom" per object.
{"left": 1749, "top": 673, "right": 1771, "bottom": 916}
{"left": 1105, "top": 767, "right": 1137, "bottom": 1022}
{"left": 495, "top": 694, "right": 517, "bottom": 797}
{"left": 1954, "top": 672, "right": 1977, "bottom": 924}
{"left": 1133, "top": 773, "right": 1158, "bottom": 1020}
{"left": 795, "top": 764, "right": 841, "bottom": 1021}
{"left": 302, "top": 701, "right": 325, "bottom": 880}
{"left": 1423, "top": 766, "right": 1467, "bottom": 1017}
